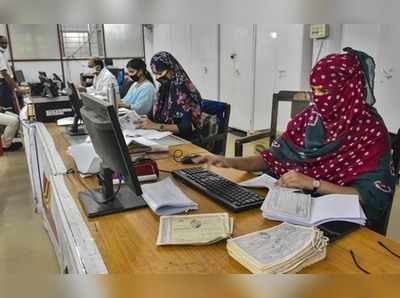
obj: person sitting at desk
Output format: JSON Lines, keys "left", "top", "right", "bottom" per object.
{"left": 196, "top": 48, "right": 395, "bottom": 232}
{"left": 79, "top": 57, "right": 118, "bottom": 97}
{"left": 134, "top": 51, "right": 202, "bottom": 141}
{"left": 119, "top": 58, "right": 156, "bottom": 115}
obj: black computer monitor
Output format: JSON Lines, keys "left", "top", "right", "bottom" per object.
{"left": 66, "top": 82, "right": 87, "bottom": 136}
{"left": 79, "top": 93, "right": 147, "bottom": 217}
{"left": 14, "top": 70, "right": 25, "bottom": 84}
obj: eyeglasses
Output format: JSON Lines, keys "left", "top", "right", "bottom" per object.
{"left": 350, "top": 241, "right": 400, "bottom": 274}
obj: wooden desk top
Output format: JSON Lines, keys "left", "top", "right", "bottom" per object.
{"left": 46, "top": 123, "right": 400, "bottom": 273}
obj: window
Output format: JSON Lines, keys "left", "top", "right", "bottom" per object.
{"left": 61, "top": 24, "right": 104, "bottom": 58}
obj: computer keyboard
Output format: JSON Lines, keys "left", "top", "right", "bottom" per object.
{"left": 172, "top": 167, "right": 264, "bottom": 212}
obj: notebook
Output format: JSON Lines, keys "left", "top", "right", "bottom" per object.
{"left": 261, "top": 187, "right": 366, "bottom": 226}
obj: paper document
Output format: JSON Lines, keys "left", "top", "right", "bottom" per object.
{"left": 119, "top": 110, "right": 141, "bottom": 131}
{"left": 226, "top": 222, "right": 328, "bottom": 274}
{"left": 141, "top": 177, "right": 198, "bottom": 215}
{"left": 67, "top": 143, "right": 101, "bottom": 175}
{"left": 239, "top": 174, "right": 298, "bottom": 192}
{"left": 262, "top": 190, "right": 366, "bottom": 226}
{"left": 57, "top": 117, "right": 80, "bottom": 126}
{"left": 239, "top": 174, "right": 277, "bottom": 188}
{"left": 264, "top": 187, "right": 311, "bottom": 221}
{"left": 124, "top": 135, "right": 168, "bottom": 153}
{"left": 157, "top": 213, "right": 233, "bottom": 245}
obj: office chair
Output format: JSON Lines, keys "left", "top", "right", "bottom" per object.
{"left": 119, "top": 77, "right": 134, "bottom": 98}
{"left": 372, "top": 128, "right": 400, "bottom": 235}
{"left": 234, "top": 90, "right": 311, "bottom": 156}
{"left": 193, "top": 99, "right": 231, "bottom": 155}
{"left": 389, "top": 128, "right": 400, "bottom": 185}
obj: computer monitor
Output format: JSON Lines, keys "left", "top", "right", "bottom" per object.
{"left": 66, "top": 82, "right": 87, "bottom": 136}
{"left": 14, "top": 70, "right": 25, "bottom": 84}
{"left": 79, "top": 93, "right": 147, "bottom": 217}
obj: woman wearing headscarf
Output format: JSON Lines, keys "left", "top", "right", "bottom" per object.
{"left": 196, "top": 48, "right": 395, "bottom": 232}
{"left": 134, "top": 51, "right": 202, "bottom": 140}
{"left": 120, "top": 58, "right": 156, "bottom": 115}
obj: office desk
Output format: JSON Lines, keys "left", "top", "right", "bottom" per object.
{"left": 24, "top": 122, "right": 400, "bottom": 273}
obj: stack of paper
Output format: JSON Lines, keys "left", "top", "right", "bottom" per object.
{"left": 226, "top": 222, "right": 328, "bottom": 274}
{"left": 261, "top": 187, "right": 366, "bottom": 226}
{"left": 67, "top": 143, "right": 101, "bottom": 175}
{"left": 124, "top": 135, "right": 168, "bottom": 154}
{"left": 239, "top": 173, "right": 278, "bottom": 189}
{"left": 157, "top": 213, "right": 234, "bottom": 245}
{"left": 141, "top": 177, "right": 198, "bottom": 215}
{"left": 119, "top": 110, "right": 172, "bottom": 140}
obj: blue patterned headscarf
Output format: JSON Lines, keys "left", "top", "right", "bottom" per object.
{"left": 150, "top": 51, "right": 202, "bottom": 130}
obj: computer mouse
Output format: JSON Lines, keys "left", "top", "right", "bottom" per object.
{"left": 181, "top": 154, "right": 201, "bottom": 164}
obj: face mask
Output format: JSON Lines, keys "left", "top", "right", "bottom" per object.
{"left": 155, "top": 69, "right": 170, "bottom": 85}
{"left": 130, "top": 74, "right": 140, "bottom": 82}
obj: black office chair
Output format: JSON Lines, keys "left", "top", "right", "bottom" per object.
{"left": 119, "top": 77, "right": 134, "bottom": 98}
{"left": 390, "top": 128, "right": 400, "bottom": 185}
{"left": 235, "top": 91, "right": 311, "bottom": 156}
{"left": 361, "top": 129, "right": 399, "bottom": 236}
{"left": 193, "top": 99, "right": 231, "bottom": 155}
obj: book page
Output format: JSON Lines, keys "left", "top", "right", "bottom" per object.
{"left": 265, "top": 187, "right": 312, "bottom": 221}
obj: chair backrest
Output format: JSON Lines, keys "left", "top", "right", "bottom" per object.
{"left": 201, "top": 99, "right": 231, "bottom": 134}
{"left": 119, "top": 78, "right": 134, "bottom": 98}
{"left": 196, "top": 99, "right": 231, "bottom": 155}
{"left": 269, "top": 91, "right": 311, "bottom": 145}
{"left": 390, "top": 128, "right": 400, "bottom": 185}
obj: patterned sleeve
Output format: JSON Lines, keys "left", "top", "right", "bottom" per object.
{"left": 351, "top": 152, "right": 395, "bottom": 228}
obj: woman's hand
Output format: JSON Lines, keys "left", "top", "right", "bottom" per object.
{"left": 193, "top": 155, "right": 233, "bottom": 168}
{"left": 118, "top": 102, "right": 130, "bottom": 109}
{"left": 276, "top": 170, "right": 314, "bottom": 190}
{"left": 134, "top": 117, "right": 160, "bottom": 130}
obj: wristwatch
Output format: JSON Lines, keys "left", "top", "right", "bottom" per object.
{"left": 312, "top": 179, "right": 321, "bottom": 194}
{"left": 159, "top": 124, "right": 165, "bottom": 131}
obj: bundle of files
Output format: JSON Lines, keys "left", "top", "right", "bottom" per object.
{"left": 226, "top": 222, "right": 328, "bottom": 274}
{"left": 261, "top": 187, "right": 366, "bottom": 226}
{"left": 141, "top": 177, "right": 198, "bottom": 215}
{"left": 157, "top": 213, "right": 234, "bottom": 245}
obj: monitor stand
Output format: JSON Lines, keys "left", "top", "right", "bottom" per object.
{"left": 66, "top": 116, "right": 88, "bottom": 136}
{"left": 78, "top": 168, "right": 147, "bottom": 218}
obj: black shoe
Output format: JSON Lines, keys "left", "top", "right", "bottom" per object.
{"left": 3, "top": 142, "right": 23, "bottom": 152}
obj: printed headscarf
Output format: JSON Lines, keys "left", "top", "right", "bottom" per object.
{"left": 261, "top": 50, "right": 389, "bottom": 186}
{"left": 150, "top": 51, "right": 202, "bottom": 130}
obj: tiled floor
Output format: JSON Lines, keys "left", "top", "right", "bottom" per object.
{"left": 0, "top": 134, "right": 399, "bottom": 274}
{"left": 0, "top": 150, "right": 59, "bottom": 274}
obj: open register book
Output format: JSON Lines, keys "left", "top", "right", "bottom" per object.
{"left": 261, "top": 187, "right": 366, "bottom": 226}
{"left": 227, "top": 222, "right": 328, "bottom": 274}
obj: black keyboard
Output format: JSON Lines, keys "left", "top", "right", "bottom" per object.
{"left": 172, "top": 167, "right": 264, "bottom": 212}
